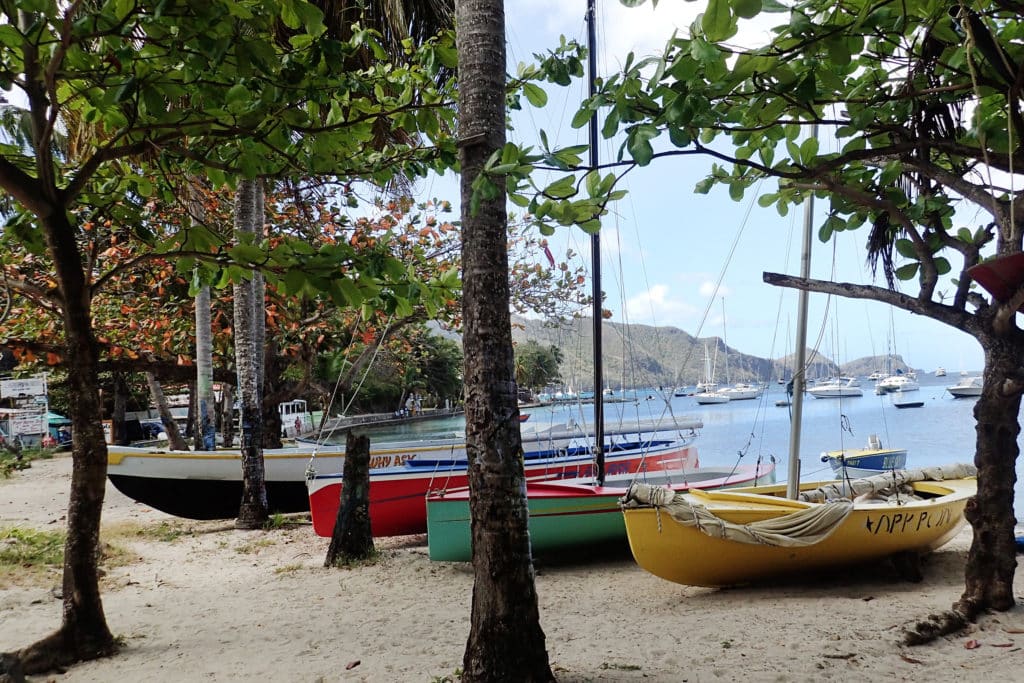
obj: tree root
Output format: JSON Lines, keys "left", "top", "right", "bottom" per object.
{"left": 14, "top": 627, "right": 117, "bottom": 676}
{"left": 903, "top": 609, "right": 969, "bottom": 645}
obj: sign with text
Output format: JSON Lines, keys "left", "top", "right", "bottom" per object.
{"left": 11, "top": 412, "right": 45, "bottom": 435}
{"left": 0, "top": 377, "right": 46, "bottom": 398}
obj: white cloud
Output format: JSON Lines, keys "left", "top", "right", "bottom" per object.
{"left": 622, "top": 284, "right": 698, "bottom": 326}
{"left": 698, "top": 280, "right": 731, "bottom": 299}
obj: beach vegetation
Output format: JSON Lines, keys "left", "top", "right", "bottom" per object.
{"left": 234, "top": 538, "right": 276, "bottom": 555}
{"left": 102, "top": 521, "right": 193, "bottom": 544}
{"left": 0, "top": 527, "right": 132, "bottom": 588}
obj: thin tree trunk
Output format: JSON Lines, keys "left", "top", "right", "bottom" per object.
{"left": 233, "top": 179, "right": 268, "bottom": 528}
{"left": 111, "top": 372, "right": 128, "bottom": 446}
{"left": 324, "top": 431, "right": 374, "bottom": 566}
{"left": 16, "top": 211, "right": 116, "bottom": 673}
{"left": 220, "top": 383, "right": 235, "bottom": 448}
{"left": 145, "top": 372, "right": 189, "bottom": 451}
{"left": 195, "top": 284, "right": 218, "bottom": 450}
{"left": 455, "top": 1, "right": 552, "bottom": 679}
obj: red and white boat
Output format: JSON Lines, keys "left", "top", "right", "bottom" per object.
{"left": 308, "top": 433, "right": 699, "bottom": 538}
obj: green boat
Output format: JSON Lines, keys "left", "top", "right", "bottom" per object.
{"left": 426, "top": 461, "right": 777, "bottom": 562}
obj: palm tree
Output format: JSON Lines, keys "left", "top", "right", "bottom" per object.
{"left": 454, "top": 0, "right": 553, "bottom": 679}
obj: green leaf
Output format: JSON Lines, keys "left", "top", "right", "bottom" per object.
{"left": 730, "top": 0, "right": 762, "bottom": 20}
{"left": 523, "top": 82, "right": 548, "bottom": 107}
{"left": 895, "top": 238, "right": 916, "bottom": 258}
{"left": 626, "top": 124, "right": 659, "bottom": 166}
{"left": 935, "top": 257, "right": 952, "bottom": 275}
{"left": 702, "top": 0, "right": 733, "bottom": 42}
{"left": 895, "top": 263, "right": 919, "bottom": 281}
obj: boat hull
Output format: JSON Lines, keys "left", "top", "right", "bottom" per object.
{"left": 622, "top": 476, "right": 975, "bottom": 587}
{"left": 308, "top": 442, "right": 698, "bottom": 538}
{"left": 820, "top": 447, "right": 908, "bottom": 479}
{"left": 105, "top": 441, "right": 450, "bottom": 519}
{"left": 105, "top": 419, "right": 703, "bottom": 520}
{"left": 426, "top": 461, "right": 777, "bottom": 562}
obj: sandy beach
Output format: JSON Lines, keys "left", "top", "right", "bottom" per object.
{"left": 2, "top": 454, "right": 1023, "bottom": 682}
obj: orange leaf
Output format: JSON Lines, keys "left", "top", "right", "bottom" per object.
{"left": 964, "top": 639, "right": 981, "bottom": 649}
{"left": 46, "top": 352, "right": 61, "bottom": 365}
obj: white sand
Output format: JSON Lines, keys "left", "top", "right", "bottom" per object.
{"left": 2, "top": 454, "right": 1023, "bottom": 682}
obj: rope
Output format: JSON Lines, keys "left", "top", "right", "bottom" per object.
{"left": 621, "top": 481, "right": 854, "bottom": 548}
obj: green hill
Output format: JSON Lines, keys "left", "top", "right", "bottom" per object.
{"left": 509, "top": 315, "right": 912, "bottom": 391}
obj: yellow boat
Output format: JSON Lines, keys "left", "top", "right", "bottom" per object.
{"left": 620, "top": 464, "right": 976, "bottom": 587}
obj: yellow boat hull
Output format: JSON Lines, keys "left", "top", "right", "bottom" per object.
{"left": 622, "top": 477, "right": 975, "bottom": 587}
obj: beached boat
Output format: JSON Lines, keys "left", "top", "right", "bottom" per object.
{"left": 108, "top": 417, "right": 700, "bottom": 520}
{"left": 620, "top": 464, "right": 976, "bottom": 587}
{"left": 308, "top": 434, "right": 700, "bottom": 538}
{"left": 106, "top": 439, "right": 450, "bottom": 519}
{"left": 819, "top": 434, "right": 908, "bottom": 478}
{"left": 425, "top": 458, "right": 777, "bottom": 562}
{"left": 621, "top": 146, "right": 974, "bottom": 587}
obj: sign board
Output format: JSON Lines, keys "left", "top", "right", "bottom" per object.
{"left": 0, "top": 377, "right": 46, "bottom": 399}
{"left": 11, "top": 412, "right": 45, "bottom": 435}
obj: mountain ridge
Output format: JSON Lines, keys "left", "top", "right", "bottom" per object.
{"left": 510, "top": 315, "right": 915, "bottom": 390}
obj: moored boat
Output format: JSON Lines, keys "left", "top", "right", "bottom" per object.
{"left": 947, "top": 375, "right": 983, "bottom": 398}
{"left": 819, "top": 434, "right": 908, "bottom": 478}
{"left": 807, "top": 377, "right": 863, "bottom": 399}
{"left": 620, "top": 464, "right": 976, "bottom": 587}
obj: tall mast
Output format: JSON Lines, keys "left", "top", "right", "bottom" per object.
{"left": 586, "top": 0, "right": 605, "bottom": 485}
{"left": 786, "top": 124, "right": 817, "bottom": 499}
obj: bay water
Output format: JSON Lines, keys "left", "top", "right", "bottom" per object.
{"left": 351, "top": 374, "right": 1024, "bottom": 520}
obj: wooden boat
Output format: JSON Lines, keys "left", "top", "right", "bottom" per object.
{"left": 620, "top": 464, "right": 976, "bottom": 587}
{"left": 308, "top": 436, "right": 699, "bottom": 538}
{"left": 108, "top": 417, "right": 701, "bottom": 520}
{"left": 819, "top": 434, "right": 908, "bottom": 479}
{"left": 106, "top": 440, "right": 451, "bottom": 520}
{"left": 425, "top": 458, "right": 777, "bottom": 562}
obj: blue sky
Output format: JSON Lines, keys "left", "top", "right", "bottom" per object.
{"left": 419, "top": 0, "right": 987, "bottom": 374}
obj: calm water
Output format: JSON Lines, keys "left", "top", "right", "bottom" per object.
{"left": 350, "top": 375, "right": 1024, "bottom": 519}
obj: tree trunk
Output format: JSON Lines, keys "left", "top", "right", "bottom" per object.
{"left": 233, "top": 179, "right": 268, "bottom": 529}
{"left": 324, "top": 431, "right": 374, "bottom": 566}
{"left": 455, "top": 1, "right": 552, "bottom": 680}
{"left": 195, "top": 284, "right": 218, "bottom": 450}
{"left": 15, "top": 211, "right": 116, "bottom": 673}
{"left": 220, "top": 383, "right": 235, "bottom": 448}
{"left": 905, "top": 339, "right": 1021, "bottom": 645}
{"left": 111, "top": 372, "right": 128, "bottom": 446}
{"left": 261, "top": 338, "right": 285, "bottom": 449}
{"left": 958, "top": 342, "right": 1020, "bottom": 613}
{"left": 145, "top": 372, "right": 189, "bottom": 451}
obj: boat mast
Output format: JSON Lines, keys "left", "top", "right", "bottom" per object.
{"left": 586, "top": 0, "right": 605, "bottom": 485}
{"left": 786, "top": 123, "right": 817, "bottom": 499}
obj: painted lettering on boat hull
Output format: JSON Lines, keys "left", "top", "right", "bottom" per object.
{"left": 866, "top": 507, "right": 954, "bottom": 535}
